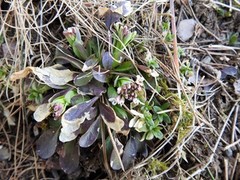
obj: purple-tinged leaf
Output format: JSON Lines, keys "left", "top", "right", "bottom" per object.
{"left": 79, "top": 117, "right": 100, "bottom": 148}
{"left": 74, "top": 71, "right": 93, "bottom": 86}
{"left": 48, "top": 89, "right": 69, "bottom": 103}
{"left": 62, "top": 96, "right": 98, "bottom": 122}
{"left": 99, "top": 102, "right": 124, "bottom": 133}
{"left": 102, "top": 52, "right": 113, "bottom": 70}
{"left": 135, "top": 133, "right": 148, "bottom": 158}
{"left": 92, "top": 66, "right": 110, "bottom": 83}
{"left": 77, "top": 79, "right": 106, "bottom": 96}
{"left": 53, "top": 46, "right": 83, "bottom": 70}
{"left": 82, "top": 57, "right": 99, "bottom": 72}
{"left": 110, "top": 138, "right": 124, "bottom": 170}
{"left": 122, "top": 136, "right": 137, "bottom": 169}
{"left": 221, "top": 66, "right": 237, "bottom": 77}
{"left": 59, "top": 141, "right": 79, "bottom": 174}
{"left": 36, "top": 129, "right": 59, "bottom": 159}
{"left": 59, "top": 97, "right": 99, "bottom": 142}
{"left": 104, "top": 10, "right": 121, "bottom": 29}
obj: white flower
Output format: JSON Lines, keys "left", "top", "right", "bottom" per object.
{"left": 136, "top": 75, "right": 144, "bottom": 86}
{"left": 109, "top": 95, "right": 125, "bottom": 106}
{"left": 150, "top": 69, "right": 159, "bottom": 77}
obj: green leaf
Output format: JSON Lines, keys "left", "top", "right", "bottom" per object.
{"left": 146, "top": 131, "right": 154, "bottom": 140}
{"left": 70, "top": 94, "right": 90, "bottom": 105}
{"left": 64, "top": 90, "right": 77, "bottom": 104}
{"left": 107, "top": 86, "right": 118, "bottom": 99}
{"left": 74, "top": 71, "right": 93, "bottom": 86}
{"left": 152, "top": 129, "right": 163, "bottom": 139}
{"left": 229, "top": 33, "right": 239, "bottom": 45}
{"left": 113, "top": 105, "right": 128, "bottom": 120}
{"left": 114, "top": 61, "right": 133, "bottom": 72}
{"left": 114, "top": 76, "right": 133, "bottom": 87}
{"left": 86, "top": 37, "right": 101, "bottom": 58}
{"left": 72, "top": 40, "right": 89, "bottom": 60}
{"left": 162, "top": 113, "right": 171, "bottom": 123}
{"left": 160, "top": 102, "right": 170, "bottom": 110}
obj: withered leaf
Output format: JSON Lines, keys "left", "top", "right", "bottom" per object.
{"left": 33, "top": 103, "right": 51, "bottom": 122}
{"left": 99, "top": 102, "right": 124, "bottom": 133}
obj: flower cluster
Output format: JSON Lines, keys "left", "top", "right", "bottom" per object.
{"left": 110, "top": 75, "right": 144, "bottom": 106}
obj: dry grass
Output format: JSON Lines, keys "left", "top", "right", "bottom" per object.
{"left": 0, "top": 0, "right": 239, "bottom": 179}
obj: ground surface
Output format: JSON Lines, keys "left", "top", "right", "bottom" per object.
{"left": 0, "top": 1, "right": 240, "bottom": 179}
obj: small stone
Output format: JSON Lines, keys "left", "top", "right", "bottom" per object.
{"left": 224, "top": 149, "right": 233, "bottom": 157}
{"left": 177, "top": 19, "right": 197, "bottom": 42}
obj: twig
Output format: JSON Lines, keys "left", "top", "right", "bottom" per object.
{"left": 170, "top": 0, "right": 179, "bottom": 76}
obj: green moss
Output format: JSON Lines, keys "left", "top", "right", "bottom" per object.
{"left": 148, "top": 158, "right": 169, "bottom": 175}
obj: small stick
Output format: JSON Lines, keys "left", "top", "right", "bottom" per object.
{"left": 170, "top": 0, "right": 180, "bottom": 76}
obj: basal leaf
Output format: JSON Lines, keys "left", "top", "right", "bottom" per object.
{"left": 104, "top": 10, "right": 121, "bottom": 30}
{"left": 59, "top": 97, "right": 99, "bottom": 142}
{"left": 114, "top": 61, "right": 133, "bottom": 72}
{"left": 79, "top": 117, "right": 100, "bottom": 148}
{"left": 35, "top": 64, "right": 74, "bottom": 86}
{"left": 99, "top": 102, "right": 124, "bottom": 133}
{"left": 92, "top": 66, "right": 110, "bottom": 83}
{"left": 102, "top": 51, "right": 113, "bottom": 70}
{"left": 53, "top": 46, "right": 83, "bottom": 70}
{"left": 110, "top": 138, "right": 124, "bottom": 170}
{"left": 82, "top": 57, "right": 99, "bottom": 72}
{"left": 70, "top": 94, "right": 90, "bottom": 105}
{"left": 74, "top": 71, "right": 93, "bottom": 87}
{"left": 33, "top": 103, "right": 51, "bottom": 122}
{"left": 64, "top": 90, "right": 77, "bottom": 104}
{"left": 36, "top": 129, "right": 59, "bottom": 159}
{"left": 59, "top": 141, "right": 79, "bottom": 174}
{"left": 62, "top": 97, "right": 99, "bottom": 121}
{"left": 77, "top": 79, "right": 106, "bottom": 96}
{"left": 72, "top": 41, "right": 89, "bottom": 60}
{"left": 122, "top": 136, "right": 137, "bottom": 169}
{"left": 134, "top": 133, "right": 148, "bottom": 158}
